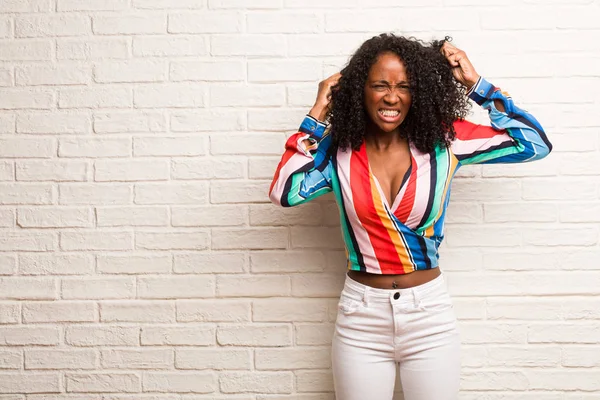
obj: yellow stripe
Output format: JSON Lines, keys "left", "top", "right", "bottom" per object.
{"left": 369, "top": 174, "right": 414, "bottom": 274}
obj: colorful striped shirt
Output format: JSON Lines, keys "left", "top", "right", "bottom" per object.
{"left": 269, "top": 77, "right": 552, "bottom": 274}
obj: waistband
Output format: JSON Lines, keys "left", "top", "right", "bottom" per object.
{"left": 342, "top": 272, "right": 446, "bottom": 304}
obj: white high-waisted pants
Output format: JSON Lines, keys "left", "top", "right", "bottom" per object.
{"left": 332, "top": 273, "right": 461, "bottom": 400}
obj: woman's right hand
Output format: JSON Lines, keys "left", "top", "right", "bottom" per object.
{"left": 309, "top": 72, "right": 341, "bottom": 122}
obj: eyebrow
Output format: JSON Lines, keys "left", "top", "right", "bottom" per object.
{"left": 372, "top": 80, "right": 410, "bottom": 85}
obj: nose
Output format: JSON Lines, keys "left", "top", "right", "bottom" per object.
{"left": 384, "top": 90, "right": 400, "bottom": 104}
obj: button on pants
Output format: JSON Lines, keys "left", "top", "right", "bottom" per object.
{"left": 332, "top": 273, "right": 461, "bottom": 400}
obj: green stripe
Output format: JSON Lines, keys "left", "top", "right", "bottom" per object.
{"left": 463, "top": 145, "right": 520, "bottom": 165}
{"left": 417, "top": 146, "right": 450, "bottom": 234}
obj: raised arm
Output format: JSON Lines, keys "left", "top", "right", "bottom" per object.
{"left": 452, "top": 76, "right": 552, "bottom": 166}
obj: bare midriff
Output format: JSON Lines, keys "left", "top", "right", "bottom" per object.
{"left": 347, "top": 268, "right": 441, "bottom": 289}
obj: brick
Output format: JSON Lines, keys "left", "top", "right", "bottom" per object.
{"left": 445, "top": 202, "right": 483, "bottom": 224}
{"left": 28, "top": 396, "right": 101, "bottom": 400}
{"left": 523, "top": 227, "right": 598, "bottom": 247}
{"left": 209, "top": 0, "right": 281, "bottom": 7}
{"left": 250, "top": 251, "right": 325, "bottom": 273}
{"left": 0, "top": 88, "right": 53, "bottom": 110}
{"left": 19, "top": 254, "right": 93, "bottom": 275}
{"left": 94, "top": 111, "right": 165, "bottom": 133}
{"left": 253, "top": 298, "right": 328, "bottom": 322}
{"left": 249, "top": 157, "right": 279, "bottom": 179}
{"left": 168, "top": 12, "right": 242, "bottom": 33}
{"left": 249, "top": 12, "right": 320, "bottom": 33}
{"left": 558, "top": 152, "right": 600, "bottom": 176}
{"left": 0, "top": 233, "right": 55, "bottom": 252}
{"left": 562, "top": 346, "right": 600, "bottom": 367}
{"left": 211, "top": 181, "right": 271, "bottom": 203}
{"left": 135, "top": 231, "right": 209, "bottom": 251}
{"left": 57, "top": 37, "right": 129, "bottom": 60}
{"left": 523, "top": 178, "right": 597, "bottom": 200}
{"left": 0, "top": 327, "right": 60, "bottom": 345}
{"left": 211, "top": 35, "right": 286, "bottom": 56}
{"left": 211, "top": 84, "right": 285, "bottom": 107}
{"left": 0, "top": 114, "right": 15, "bottom": 133}
{"left": 94, "top": 60, "right": 166, "bottom": 83}
{"left": 135, "top": 182, "right": 208, "bottom": 204}
{"left": 16, "top": 64, "right": 91, "bottom": 86}
{"left": 23, "top": 301, "right": 96, "bottom": 323}
{"left": 95, "top": 160, "right": 169, "bottom": 182}
{"left": 0, "top": 182, "right": 54, "bottom": 205}
{"left": 248, "top": 109, "right": 306, "bottom": 131}
{"left": 217, "top": 275, "right": 290, "bottom": 297}
{"left": 0, "top": 138, "right": 55, "bottom": 159}
{"left": 0, "top": 18, "right": 10, "bottom": 39}
{"left": 100, "top": 301, "right": 175, "bottom": 323}
{"left": 97, "top": 206, "right": 168, "bottom": 227}
{"left": 133, "top": 35, "right": 207, "bottom": 57}
{"left": 0, "top": 255, "right": 17, "bottom": 275}
{"left": 220, "top": 371, "right": 293, "bottom": 394}
{"left": 142, "top": 372, "right": 216, "bottom": 393}
{"left": 138, "top": 275, "right": 215, "bottom": 299}
{"left": 25, "top": 349, "right": 97, "bottom": 369}
{"left": 212, "top": 228, "right": 288, "bottom": 250}
{"left": 0, "top": 68, "right": 12, "bottom": 86}
{"left": 176, "top": 348, "right": 251, "bottom": 370}
{"left": 249, "top": 60, "right": 320, "bottom": 83}
{"left": 486, "top": 346, "right": 561, "bottom": 367}
{"left": 487, "top": 298, "right": 563, "bottom": 321}
{"left": 59, "top": 87, "right": 132, "bottom": 109}
{"left": 296, "top": 323, "right": 335, "bottom": 346}
{"left": 444, "top": 227, "right": 521, "bottom": 247}
{"left": 250, "top": 203, "right": 323, "bottom": 226}
{"left": 66, "top": 373, "right": 140, "bottom": 393}
{"left": 16, "top": 15, "right": 90, "bottom": 38}
{"left": 0, "top": 161, "right": 14, "bottom": 181}
{"left": 177, "top": 299, "right": 250, "bottom": 322}
{"left": 171, "top": 111, "right": 245, "bottom": 132}
{"left": 93, "top": 14, "right": 166, "bottom": 35}
{"left": 0, "top": 302, "right": 19, "bottom": 323}
{"left": 0, "top": 0, "right": 51, "bottom": 12}
{"left": 0, "top": 40, "right": 52, "bottom": 61}
{"left": 59, "top": 137, "right": 130, "bottom": 158}
{"left": 0, "top": 209, "right": 14, "bottom": 228}
{"left": 217, "top": 324, "right": 291, "bottom": 346}
{"left": 134, "top": 84, "right": 206, "bottom": 108}
{"left": 17, "top": 207, "right": 92, "bottom": 228}
{"left": 451, "top": 179, "right": 521, "bottom": 201}
{"left": 66, "top": 326, "right": 139, "bottom": 346}
{"left": 172, "top": 158, "right": 245, "bottom": 180}
{"left": 212, "top": 133, "right": 284, "bottom": 155}
{"left": 170, "top": 60, "right": 244, "bottom": 82}
{"left": 17, "top": 112, "right": 91, "bottom": 134}
{"left": 59, "top": 183, "right": 132, "bottom": 205}
{"left": 134, "top": 136, "right": 206, "bottom": 156}
{"left": 141, "top": 325, "right": 215, "bottom": 346}
{"left": 296, "top": 370, "right": 333, "bottom": 393}
{"left": 560, "top": 202, "right": 600, "bottom": 223}
{"left": 291, "top": 227, "right": 344, "bottom": 249}
{"left": 256, "top": 348, "right": 330, "bottom": 370}
{"left": 527, "top": 370, "right": 600, "bottom": 391}
{"left": 171, "top": 205, "right": 246, "bottom": 227}
{"left": 60, "top": 231, "right": 133, "bottom": 251}
{"left": 174, "top": 252, "right": 246, "bottom": 274}
{"left": 134, "top": 0, "right": 205, "bottom": 8}
{"left": 97, "top": 254, "right": 171, "bottom": 274}
{"left": 460, "top": 323, "right": 528, "bottom": 344}
{"left": 461, "top": 370, "right": 528, "bottom": 391}
{"left": 529, "top": 323, "right": 600, "bottom": 344}
{"left": 291, "top": 274, "right": 344, "bottom": 297}
{"left": 101, "top": 349, "right": 173, "bottom": 369}
{"left": 288, "top": 34, "right": 367, "bottom": 57}
{"left": 0, "top": 373, "right": 59, "bottom": 393}
{"left": 0, "top": 349, "right": 21, "bottom": 369}
{"left": 58, "top": 0, "right": 129, "bottom": 11}
{"left": 62, "top": 277, "right": 135, "bottom": 299}
{"left": 483, "top": 202, "right": 557, "bottom": 223}
{"left": 19, "top": 160, "right": 88, "bottom": 181}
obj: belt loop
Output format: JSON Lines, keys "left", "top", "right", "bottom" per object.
{"left": 412, "top": 288, "right": 421, "bottom": 309}
{"left": 363, "top": 286, "right": 369, "bottom": 307}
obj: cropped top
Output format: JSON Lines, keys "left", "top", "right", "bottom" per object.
{"left": 269, "top": 77, "right": 552, "bottom": 274}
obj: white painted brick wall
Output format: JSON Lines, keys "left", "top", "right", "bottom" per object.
{"left": 0, "top": 0, "right": 598, "bottom": 398}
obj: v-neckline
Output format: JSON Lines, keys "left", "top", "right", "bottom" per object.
{"left": 363, "top": 141, "right": 413, "bottom": 212}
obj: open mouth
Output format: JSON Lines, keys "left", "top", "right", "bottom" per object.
{"left": 378, "top": 109, "right": 401, "bottom": 122}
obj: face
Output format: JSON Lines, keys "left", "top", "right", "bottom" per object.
{"left": 364, "top": 52, "right": 412, "bottom": 135}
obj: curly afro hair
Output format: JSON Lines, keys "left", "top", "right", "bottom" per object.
{"left": 328, "top": 33, "right": 471, "bottom": 154}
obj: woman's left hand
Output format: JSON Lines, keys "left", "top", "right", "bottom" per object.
{"left": 441, "top": 41, "right": 480, "bottom": 90}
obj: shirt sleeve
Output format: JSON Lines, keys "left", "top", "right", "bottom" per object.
{"left": 268, "top": 115, "right": 334, "bottom": 207}
{"left": 451, "top": 77, "right": 553, "bottom": 166}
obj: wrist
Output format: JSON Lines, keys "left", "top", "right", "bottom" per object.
{"left": 308, "top": 103, "right": 329, "bottom": 122}
{"left": 465, "top": 74, "right": 481, "bottom": 91}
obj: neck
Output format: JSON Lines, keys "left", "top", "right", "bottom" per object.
{"left": 365, "top": 121, "right": 405, "bottom": 151}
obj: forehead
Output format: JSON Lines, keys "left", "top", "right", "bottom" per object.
{"left": 367, "top": 52, "right": 408, "bottom": 81}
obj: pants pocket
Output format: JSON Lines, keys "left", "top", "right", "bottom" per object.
{"left": 337, "top": 292, "right": 363, "bottom": 316}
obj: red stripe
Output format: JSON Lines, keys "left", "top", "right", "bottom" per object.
{"left": 454, "top": 119, "right": 506, "bottom": 140}
{"left": 350, "top": 143, "right": 403, "bottom": 274}
{"left": 395, "top": 154, "right": 417, "bottom": 222}
{"left": 269, "top": 133, "right": 303, "bottom": 195}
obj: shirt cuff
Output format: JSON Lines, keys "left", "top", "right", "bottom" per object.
{"left": 299, "top": 115, "right": 329, "bottom": 140}
{"left": 467, "top": 77, "right": 497, "bottom": 106}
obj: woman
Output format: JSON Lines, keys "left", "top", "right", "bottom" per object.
{"left": 268, "top": 34, "right": 551, "bottom": 400}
